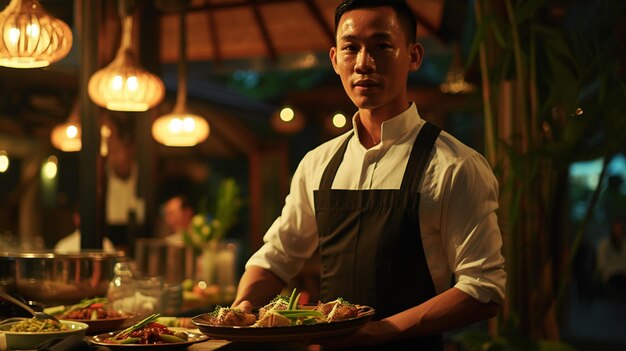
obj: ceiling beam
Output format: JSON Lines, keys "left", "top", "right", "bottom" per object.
{"left": 248, "top": 0, "right": 278, "bottom": 62}
{"left": 301, "top": 0, "right": 335, "bottom": 46}
{"left": 187, "top": 0, "right": 293, "bottom": 11}
{"left": 204, "top": 1, "right": 223, "bottom": 64}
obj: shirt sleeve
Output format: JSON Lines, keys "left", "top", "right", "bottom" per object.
{"left": 441, "top": 153, "right": 507, "bottom": 304}
{"left": 245, "top": 153, "right": 320, "bottom": 284}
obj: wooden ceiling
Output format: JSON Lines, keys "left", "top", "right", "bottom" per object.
{"left": 0, "top": 0, "right": 451, "bottom": 154}
{"left": 158, "top": 0, "right": 446, "bottom": 63}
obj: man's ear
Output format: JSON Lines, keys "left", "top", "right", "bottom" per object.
{"left": 329, "top": 46, "right": 340, "bottom": 75}
{"left": 409, "top": 43, "right": 424, "bottom": 72}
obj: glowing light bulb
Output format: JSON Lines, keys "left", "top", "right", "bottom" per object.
{"left": 280, "top": 107, "right": 295, "bottom": 122}
{"left": 66, "top": 125, "right": 78, "bottom": 138}
{"left": 182, "top": 117, "right": 195, "bottom": 132}
{"left": 332, "top": 113, "right": 347, "bottom": 128}
{"left": 111, "top": 75, "right": 124, "bottom": 91}
{"left": 169, "top": 118, "right": 183, "bottom": 133}
{"left": 0, "top": 151, "right": 9, "bottom": 173}
{"left": 8, "top": 27, "right": 20, "bottom": 43}
{"left": 43, "top": 156, "right": 58, "bottom": 179}
{"left": 127, "top": 76, "right": 138, "bottom": 91}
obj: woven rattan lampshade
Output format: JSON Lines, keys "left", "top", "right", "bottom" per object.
{"left": 152, "top": 7, "right": 209, "bottom": 147}
{"left": 50, "top": 102, "right": 113, "bottom": 154}
{"left": 0, "top": 0, "right": 73, "bottom": 68}
{"left": 88, "top": 2, "right": 164, "bottom": 112}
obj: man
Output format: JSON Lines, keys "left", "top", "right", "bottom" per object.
{"left": 54, "top": 210, "right": 116, "bottom": 253}
{"left": 233, "top": 0, "right": 506, "bottom": 349}
{"left": 163, "top": 194, "right": 195, "bottom": 244}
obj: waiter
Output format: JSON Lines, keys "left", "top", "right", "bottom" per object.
{"left": 232, "top": 0, "right": 506, "bottom": 349}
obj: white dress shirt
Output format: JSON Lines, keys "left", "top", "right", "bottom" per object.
{"left": 54, "top": 230, "right": 116, "bottom": 253}
{"left": 247, "top": 103, "right": 506, "bottom": 304}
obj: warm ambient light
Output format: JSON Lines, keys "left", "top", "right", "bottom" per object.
{"left": 271, "top": 105, "right": 305, "bottom": 134}
{"left": 332, "top": 113, "right": 347, "bottom": 128}
{"left": 152, "top": 8, "right": 209, "bottom": 147}
{"left": 0, "top": 150, "right": 9, "bottom": 172}
{"left": 50, "top": 121, "right": 81, "bottom": 152}
{"left": 0, "top": 0, "right": 73, "bottom": 68}
{"left": 279, "top": 107, "right": 295, "bottom": 122}
{"left": 152, "top": 112, "right": 209, "bottom": 147}
{"left": 88, "top": 5, "right": 164, "bottom": 111}
{"left": 51, "top": 102, "right": 113, "bottom": 154}
{"left": 42, "top": 155, "right": 57, "bottom": 179}
{"left": 440, "top": 66, "right": 476, "bottom": 94}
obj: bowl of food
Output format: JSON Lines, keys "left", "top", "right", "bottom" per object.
{"left": 47, "top": 297, "right": 139, "bottom": 334}
{"left": 0, "top": 250, "right": 127, "bottom": 306}
{"left": 0, "top": 318, "right": 88, "bottom": 350}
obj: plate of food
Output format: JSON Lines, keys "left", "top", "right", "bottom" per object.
{"left": 0, "top": 318, "right": 88, "bottom": 350}
{"left": 89, "top": 313, "right": 210, "bottom": 350}
{"left": 46, "top": 297, "right": 139, "bottom": 334}
{"left": 191, "top": 289, "right": 375, "bottom": 343}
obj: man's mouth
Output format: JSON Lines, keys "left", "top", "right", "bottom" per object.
{"left": 353, "top": 79, "right": 379, "bottom": 89}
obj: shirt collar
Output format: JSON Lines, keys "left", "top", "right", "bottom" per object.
{"left": 351, "top": 102, "right": 423, "bottom": 148}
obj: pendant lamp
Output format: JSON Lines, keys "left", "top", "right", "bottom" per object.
{"left": 0, "top": 0, "right": 73, "bottom": 68}
{"left": 152, "top": 7, "right": 209, "bottom": 147}
{"left": 50, "top": 102, "right": 81, "bottom": 152}
{"left": 88, "top": 0, "right": 164, "bottom": 112}
{"left": 51, "top": 101, "right": 112, "bottom": 155}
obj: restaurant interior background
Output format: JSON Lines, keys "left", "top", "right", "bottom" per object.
{"left": 0, "top": 0, "right": 625, "bottom": 350}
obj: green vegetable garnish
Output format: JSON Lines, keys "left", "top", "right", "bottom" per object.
{"left": 66, "top": 297, "right": 108, "bottom": 313}
{"left": 114, "top": 313, "right": 160, "bottom": 340}
{"left": 159, "top": 334, "right": 187, "bottom": 343}
{"left": 286, "top": 288, "right": 301, "bottom": 310}
{"left": 275, "top": 310, "right": 324, "bottom": 318}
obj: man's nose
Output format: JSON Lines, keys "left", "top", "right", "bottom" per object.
{"left": 355, "top": 49, "right": 375, "bottom": 74}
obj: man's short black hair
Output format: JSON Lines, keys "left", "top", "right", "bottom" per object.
{"left": 334, "top": 0, "right": 418, "bottom": 44}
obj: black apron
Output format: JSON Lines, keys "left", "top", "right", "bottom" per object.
{"left": 313, "top": 122, "right": 442, "bottom": 351}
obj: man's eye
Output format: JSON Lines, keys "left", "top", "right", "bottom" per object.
{"left": 378, "top": 43, "right": 393, "bottom": 50}
{"left": 342, "top": 45, "right": 358, "bottom": 52}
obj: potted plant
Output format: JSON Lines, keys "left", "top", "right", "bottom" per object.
{"left": 456, "top": 0, "right": 626, "bottom": 349}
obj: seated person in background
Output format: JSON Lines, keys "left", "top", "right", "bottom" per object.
{"left": 597, "top": 218, "right": 626, "bottom": 296}
{"left": 54, "top": 210, "right": 116, "bottom": 253}
{"left": 163, "top": 195, "right": 195, "bottom": 244}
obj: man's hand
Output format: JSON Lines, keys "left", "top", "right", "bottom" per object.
{"left": 313, "top": 320, "right": 401, "bottom": 350}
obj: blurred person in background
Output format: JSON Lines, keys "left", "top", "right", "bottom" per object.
{"left": 163, "top": 194, "right": 195, "bottom": 244}
{"left": 54, "top": 208, "right": 115, "bottom": 253}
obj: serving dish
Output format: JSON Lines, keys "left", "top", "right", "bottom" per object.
{"left": 61, "top": 312, "right": 139, "bottom": 334}
{"left": 0, "top": 319, "right": 88, "bottom": 350}
{"left": 191, "top": 305, "right": 375, "bottom": 343}
{"left": 89, "top": 327, "right": 209, "bottom": 351}
{"left": 0, "top": 250, "right": 127, "bottom": 306}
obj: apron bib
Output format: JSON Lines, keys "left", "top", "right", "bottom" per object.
{"left": 314, "top": 122, "right": 442, "bottom": 350}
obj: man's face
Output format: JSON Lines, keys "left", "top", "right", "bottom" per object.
{"left": 164, "top": 198, "right": 192, "bottom": 233}
{"left": 330, "top": 7, "right": 423, "bottom": 115}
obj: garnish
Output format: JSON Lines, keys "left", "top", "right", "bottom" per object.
{"left": 114, "top": 313, "right": 160, "bottom": 340}
{"left": 286, "top": 288, "right": 301, "bottom": 310}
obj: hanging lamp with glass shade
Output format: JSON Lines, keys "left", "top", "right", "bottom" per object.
{"left": 88, "top": 0, "right": 164, "bottom": 112}
{"left": 152, "top": 7, "right": 209, "bottom": 147}
{"left": 0, "top": 0, "right": 73, "bottom": 69}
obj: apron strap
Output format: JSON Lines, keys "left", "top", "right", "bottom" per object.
{"left": 319, "top": 133, "right": 353, "bottom": 190}
{"left": 401, "top": 122, "right": 441, "bottom": 192}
